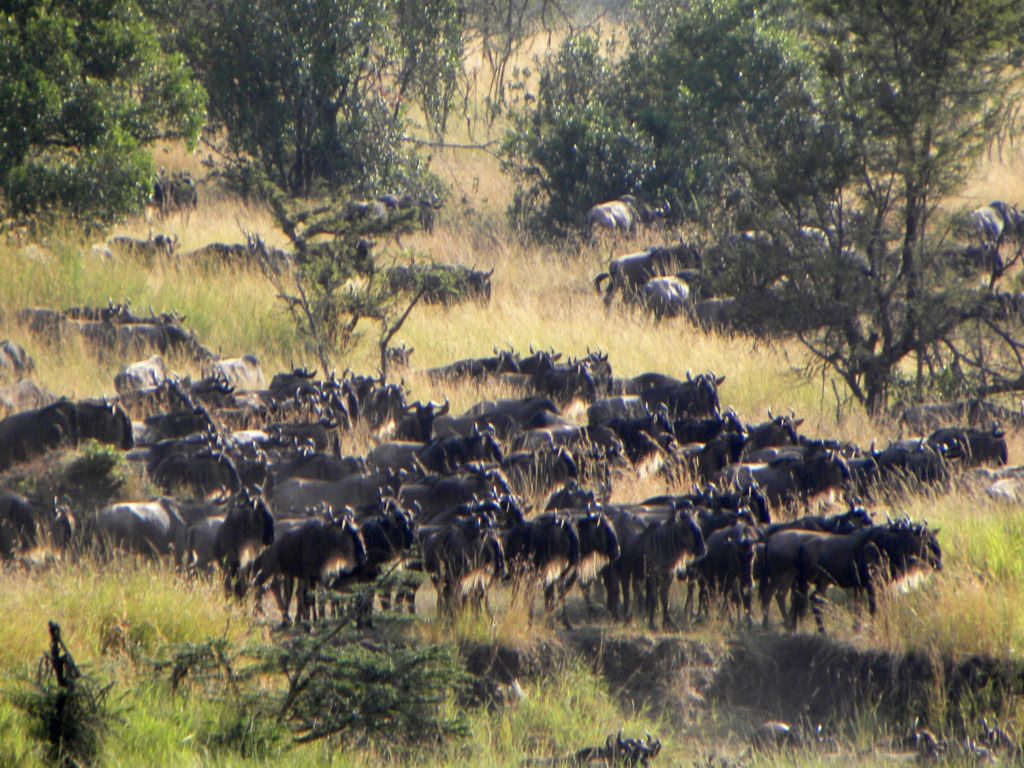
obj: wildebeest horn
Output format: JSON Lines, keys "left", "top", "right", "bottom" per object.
{"left": 686, "top": 369, "right": 692, "bottom": 381}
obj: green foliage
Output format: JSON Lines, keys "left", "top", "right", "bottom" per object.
{"left": 0, "top": 0, "right": 206, "bottom": 225}
{"left": 184, "top": 0, "right": 462, "bottom": 196}
{"left": 504, "top": 32, "right": 657, "bottom": 236}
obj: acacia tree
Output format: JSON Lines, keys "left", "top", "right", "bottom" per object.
{"left": 193, "top": 0, "right": 463, "bottom": 197}
{"left": 716, "top": 0, "right": 1024, "bottom": 413}
{"left": 0, "top": 0, "right": 206, "bottom": 223}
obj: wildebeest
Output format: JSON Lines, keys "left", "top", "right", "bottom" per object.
{"left": 504, "top": 513, "right": 581, "bottom": 628}
{"left": 213, "top": 490, "right": 276, "bottom": 597}
{"left": 900, "top": 399, "right": 1024, "bottom": 433}
{"left": 0, "top": 340, "right": 34, "bottom": 381}
{"left": 585, "top": 195, "right": 668, "bottom": 236}
{"left": 427, "top": 350, "right": 520, "bottom": 382}
{"left": 613, "top": 507, "right": 706, "bottom": 628}
{"left": 416, "top": 428, "right": 504, "bottom": 474}
{"left": 394, "top": 399, "right": 449, "bottom": 443}
{"left": 114, "top": 355, "right": 171, "bottom": 395}
{"left": 422, "top": 514, "right": 507, "bottom": 616}
{"left": 684, "top": 522, "right": 761, "bottom": 623}
{"left": 205, "top": 355, "right": 265, "bottom": 392}
{"left": 0, "top": 493, "right": 75, "bottom": 561}
{"left": 926, "top": 425, "right": 1007, "bottom": 467}
{"left": 92, "top": 498, "right": 192, "bottom": 561}
{"left": 0, "top": 398, "right": 133, "bottom": 471}
{"left": 792, "top": 520, "right": 942, "bottom": 633}
{"left": 153, "top": 170, "right": 198, "bottom": 215}
{"left": 253, "top": 511, "right": 366, "bottom": 623}
{"left": 148, "top": 449, "right": 243, "bottom": 498}
{"left": 639, "top": 372, "right": 724, "bottom": 418}
{"left": 719, "top": 447, "right": 851, "bottom": 507}
{"left": 641, "top": 276, "right": 691, "bottom": 319}
{"left": 970, "top": 201, "right": 1024, "bottom": 247}
{"left": 110, "top": 233, "right": 178, "bottom": 259}
{"left": 594, "top": 243, "right": 700, "bottom": 307}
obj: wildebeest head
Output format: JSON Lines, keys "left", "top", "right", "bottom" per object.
{"left": 798, "top": 448, "right": 851, "bottom": 494}
{"left": 78, "top": 399, "right": 135, "bottom": 450}
{"left": 331, "top": 509, "right": 367, "bottom": 569}
{"left": 877, "top": 518, "right": 943, "bottom": 577}
{"left": 545, "top": 481, "right": 595, "bottom": 511}
{"left": 238, "top": 488, "right": 275, "bottom": 546}
{"left": 577, "top": 508, "right": 620, "bottom": 564}
{"left": 747, "top": 412, "right": 803, "bottom": 450}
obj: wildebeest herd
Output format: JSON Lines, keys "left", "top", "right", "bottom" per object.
{"left": 1, "top": 301, "right": 1005, "bottom": 635}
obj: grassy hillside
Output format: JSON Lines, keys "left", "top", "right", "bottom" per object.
{"left": 2, "top": 66, "right": 1024, "bottom": 764}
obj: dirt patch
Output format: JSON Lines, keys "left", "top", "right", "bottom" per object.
{"left": 709, "top": 632, "right": 1024, "bottom": 730}
{"left": 567, "top": 630, "right": 725, "bottom": 724}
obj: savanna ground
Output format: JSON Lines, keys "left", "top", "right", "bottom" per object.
{"left": 4, "top": 45, "right": 1024, "bottom": 765}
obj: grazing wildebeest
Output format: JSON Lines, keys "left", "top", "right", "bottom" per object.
{"left": 900, "top": 399, "right": 1024, "bottom": 433}
{"left": 574, "top": 509, "right": 621, "bottom": 618}
{"left": 355, "top": 502, "right": 417, "bottom": 618}
{"left": 205, "top": 355, "right": 265, "bottom": 391}
{"left": 792, "top": 520, "right": 942, "bottom": 633}
{"left": 114, "top": 355, "right": 170, "bottom": 395}
{"left": 587, "top": 396, "right": 649, "bottom": 426}
{"left": 874, "top": 440, "right": 948, "bottom": 485}
{"left": 500, "top": 445, "right": 580, "bottom": 494}
{"left": 0, "top": 340, "right": 34, "bottom": 381}
{"left": 0, "top": 494, "right": 75, "bottom": 561}
{"left": 272, "top": 471, "right": 401, "bottom": 516}
{"left": 270, "top": 452, "right": 367, "bottom": 484}
{"left": 617, "top": 508, "right": 706, "bottom": 629}
{"left": 427, "top": 350, "right": 521, "bottom": 382}
{"left": 585, "top": 195, "right": 668, "bottom": 237}
{"left": 110, "top": 233, "right": 178, "bottom": 259}
{"left": 398, "top": 466, "right": 514, "bottom": 517}
{"left": 214, "top": 490, "right": 276, "bottom": 597}
{"left": 422, "top": 514, "right": 507, "bottom": 616}
{"left": 253, "top": 511, "right": 366, "bottom": 624}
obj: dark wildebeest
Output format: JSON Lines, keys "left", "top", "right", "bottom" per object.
{"left": 684, "top": 522, "right": 761, "bottom": 624}
{"left": 110, "top": 234, "right": 178, "bottom": 258}
{"left": 427, "top": 350, "right": 521, "bottom": 382}
{"left": 504, "top": 514, "right": 581, "bottom": 628}
{"left": 271, "top": 471, "right": 402, "bottom": 516}
{"left": 416, "top": 428, "right": 505, "bottom": 474}
{"left": 213, "top": 490, "right": 276, "bottom": 597}
{"left": 640, "top": 372, "right": 724, "bottom": 419}
{"left": 153, "top": 170, "right": 198, "bottom": 215}
{"left": 0, "top": 399, "right": 132, "bottom": 471}
{"left": 0, "top": 494, "right": 75, "bottom": 561}
{"left": 719, "top": 447, "right": 851, "bottom": 507}
{"left": 574, "top": 509, "right": 621, "bottom": 618}
{"left": 270, "top": 452, "right": 366, "bottom": 484}
{"left": 355, "top": 501, "right": 417, "bottom": 619}
{"left": 0, "top": 340, "right": 34, "bottom": 381}
{"left": 394, "top": 399, "right": 449, "bottom": 442}
{"left": 398, "top": 466, "right": 514, "bottom": 517}
{"left": 500, "top": 446, "right": 580, "bottom": 495}
{"left": 587, "top": 396, "right": 649, "bottom": 425}
{"left": 253, "top": 511, "right": 366, "bottom": 624}
{"left": 792, "top": 520, "right": 943, "bottom": 633}
{"left": 616, "top": 508, "right": 706, "bottom": 629}
{"left": 874, "top": 440, "right": 948, "bottom": 485}
{"left": 594, "top": 242, "right": 700, "bottom": 307}
{"left": 970, "top": 201, "right": 1024, "bottom": 247}
{"left": 900, "top": 399, "right": 1024, "bottom": 433}
{"left": 926, "top": 425, "right": 1007, "bottom": 467}
{"left": 422, "top": 514, "right": 507, "bottom": 616}
{"left": 585, "top": 196, "right": 668, "bottom": 237}
{"left": 148, "top": 450, "right": 243, "bottom": 498}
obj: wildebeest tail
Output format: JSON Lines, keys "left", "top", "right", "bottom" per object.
{"left": 593, "top": 273, "right": 610, "bottom": 294}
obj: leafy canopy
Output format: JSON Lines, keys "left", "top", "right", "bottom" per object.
{"left": 0, "top": 0, "right": 206, "bottom": 224}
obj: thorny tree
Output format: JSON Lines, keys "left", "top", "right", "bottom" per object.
{"left": 709, "top": 0, "right": 1024, "bottom": 413}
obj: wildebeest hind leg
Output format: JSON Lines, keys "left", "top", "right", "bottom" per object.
{"left": 659, "top": 577, "right": 674, "bottom": 630}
